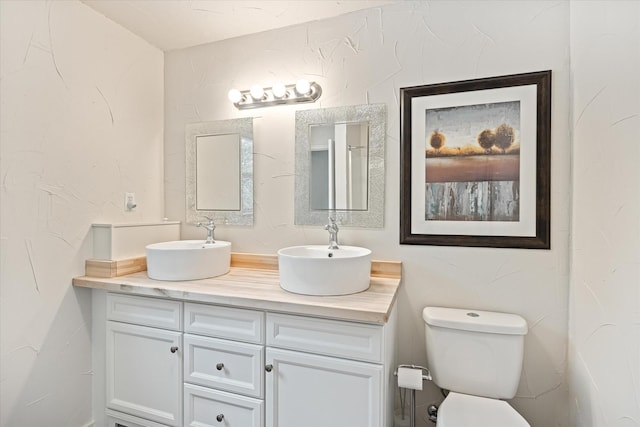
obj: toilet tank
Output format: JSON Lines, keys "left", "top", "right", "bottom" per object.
{"left": 423, "top": 307, "right": 528, "bottom": 399}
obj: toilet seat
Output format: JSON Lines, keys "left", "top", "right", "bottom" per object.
{"left": 437, "top": 392, "right": 530, "bottom": 427}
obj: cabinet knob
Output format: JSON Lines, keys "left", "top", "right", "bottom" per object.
{"left": 265, "top": 364, "right": 273, "bottom": 372}
{"left": 216, "top": 363, "right": 224, "bottom": 371}
{"left": 170, "top": 346, "right": 179, "bottom": 353}
{"left": 216, "top": 414, "right": 224, "bottom": 422}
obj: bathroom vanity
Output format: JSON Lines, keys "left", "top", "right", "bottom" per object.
{"left": 73, "top": 254, "right": 400, "bottom": 427}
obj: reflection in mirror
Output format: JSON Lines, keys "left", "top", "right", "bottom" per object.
{"left": 309, "top": 122, "right": 369, "bottom": 211}
{"left": 295, "top": 104, "right": 386, "bottom": 228}
{"left": 186, "top": 118, "right": 253, "bottom": 225}
{"left": 196, "top": 134, "right": 240, "bottom": 211}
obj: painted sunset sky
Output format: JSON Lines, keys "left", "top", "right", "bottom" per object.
{"left": 425, "top": 100, "right": 521, "bottom": 148}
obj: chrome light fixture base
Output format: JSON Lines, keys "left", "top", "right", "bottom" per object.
{"left": 230, "top": 81, "right": 322, "bottom": 110}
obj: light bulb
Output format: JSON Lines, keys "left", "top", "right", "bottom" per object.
{"left": 227, "top": 89, "right": 242, "bottom": 104}
{"left": 250, "top": 85, "right": 265, "bottom": 101}
{"left": 295, "top": 79, "right": 311, "bottom": 96}
{"left": 272, "top": 82, "right": 287, "bottom": 99}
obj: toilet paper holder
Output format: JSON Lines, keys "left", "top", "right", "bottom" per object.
{"left": 394, "top": 364, "right": 432, "bottom": 384}
{"left": 394, "top": 365, "right": 433, "bottom": 427}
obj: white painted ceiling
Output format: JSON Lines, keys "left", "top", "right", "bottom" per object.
{"left": 81, "top": 0, "right": 396, "bottom": 51}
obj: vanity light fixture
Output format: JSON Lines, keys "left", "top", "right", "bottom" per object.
{"left": 227, "top": 89, "right": 243, "bottom": 104}
{"left": 249, "top": 85, "right": 265, "bottom": 101}
{"left": 295, "top": 79, "right": 311, "bottom": 96}
{"left": 272, "top": 82, "right": 287, "bottom": 99}
{"left": 228, "top": 79, "right": 322, "bottom": 110}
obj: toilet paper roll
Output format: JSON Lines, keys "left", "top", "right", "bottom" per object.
{"left": 397, "top": 367, "right": 423, "bottom": 390}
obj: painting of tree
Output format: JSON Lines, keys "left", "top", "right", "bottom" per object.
{"left": 424, "top": 100, "right": 521, "bottom": 222}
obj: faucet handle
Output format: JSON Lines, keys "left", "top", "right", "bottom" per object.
{"left": 196, "top": 216, "right": 215, "bottom": 228}
{"left": 325, "top": 218, "right": 339, "bottom": 232}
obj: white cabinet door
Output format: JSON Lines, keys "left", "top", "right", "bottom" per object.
{"left": 106, "top": 321, "right": 182, "bottom": 426}
{"left": 265, "top": 348, "right": 383, "bottom": 427}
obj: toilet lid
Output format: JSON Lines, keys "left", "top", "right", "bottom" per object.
{"left": 437, "top": 392, "right": 530, "bottom": 427}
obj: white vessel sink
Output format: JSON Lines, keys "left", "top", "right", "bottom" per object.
{"left": 146, "top": 240, "right": 231, "bottom": 281}
{"left": 277, "top": 245, "right": 372, "bottom": 296}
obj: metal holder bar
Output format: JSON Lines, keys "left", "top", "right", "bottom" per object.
{"left": 394, "top": 365, "right": 433, "bottom": 427}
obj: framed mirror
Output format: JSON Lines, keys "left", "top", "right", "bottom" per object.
{"left": 186, "top": 118, "right": 253, "bottom": 225}
{"left": 295, "top": 104, "right": 386, "bottom": 227}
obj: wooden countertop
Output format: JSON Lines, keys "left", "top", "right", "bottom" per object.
{"left": 73, "top": 254, "right": 401, "bottom": 324}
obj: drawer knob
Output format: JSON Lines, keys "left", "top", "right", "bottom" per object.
{"left": 216, "top": 363, "right": 224, "bottom": 371}
{"left": 216, "top": 414, "right": 224, "bottom": 422}
{"left": 170, "top": 346, "right": 179, "bottom": 353}
{"left": 265, "top": 364, "right": 273, "bottom": 372}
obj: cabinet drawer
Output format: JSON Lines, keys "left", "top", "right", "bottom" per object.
{"left": 184, "top": 383, "right": 263, "bottom": 427}
{"left": 106, "top": 409, "right": 173, "bottom": 427}
{"left": 184, "top": 303, "right": 264, "bottom": 344}
{"left": 184, "top": 334, "right": 263, "bottom": 398}
{"left": 107, "top": 293, "right": 181, "bottom": 331}
{"left": 266, "top": 313, "right": 383, "bottom": 363}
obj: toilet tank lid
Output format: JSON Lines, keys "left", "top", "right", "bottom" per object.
{"left": 423, "top": 307, "right": 528, "bottom": 335}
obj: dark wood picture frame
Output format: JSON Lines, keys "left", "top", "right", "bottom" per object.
{"left": 400, "top": 71, "right": 551, "bottom": 249}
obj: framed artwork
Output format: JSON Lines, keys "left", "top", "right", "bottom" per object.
{"left": 400, "top": 71, "right": 551, "bottom": 249}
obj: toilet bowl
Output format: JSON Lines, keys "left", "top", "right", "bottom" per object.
{"left": 437, "top": 392, "right": 529, "bottom": 427}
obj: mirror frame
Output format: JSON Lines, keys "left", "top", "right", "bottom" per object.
{"left": 295, "top": 104, "right": 386, "bottom": 228}
{"left": 186, "top": 118, "right": 253, "bottom": 225}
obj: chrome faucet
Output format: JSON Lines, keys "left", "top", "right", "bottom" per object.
{"left": 324, "top": 215, "right": 339, "bottom": 250}
{"left": 196, "top": 216, "right": 216, "bottom": 244}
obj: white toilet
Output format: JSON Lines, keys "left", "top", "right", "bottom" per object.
{"left": 423, "top": 306, "right": 530, "bottom": 427}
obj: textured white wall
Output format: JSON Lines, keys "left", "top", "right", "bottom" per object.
{"left": 14, "top": 2, "right": 635, "bottom": 426}
{"left": 165, "top": 2, "right": 571, "bottom": 426}
{"left": 0, "top": 1, "right": 164, "bottom": 425}
{"left": 569, "top": 2, "right": 640, "bottom": 426}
